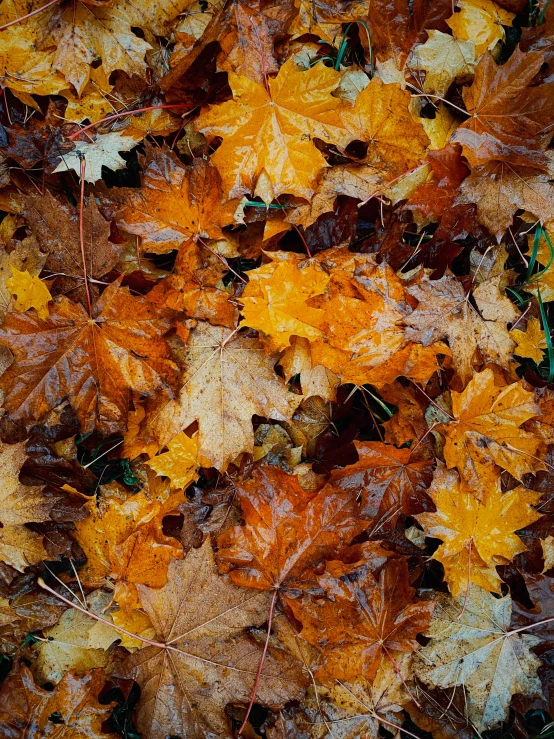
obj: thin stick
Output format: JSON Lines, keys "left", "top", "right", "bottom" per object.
{"left": 238, "top": 589, "right": 278, "bottom": 735}
{"left": 79, "top": 157, "right": 93, "bottom": 317}
{"left": 0, "top": 0, "right": 60, "bottom": 32}
{"left": 197, "top": 237, "right": 247, "bottom": 284}
{"left": 68, "top": 104, "right": 194, "bottom": 140}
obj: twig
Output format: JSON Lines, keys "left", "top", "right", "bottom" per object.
{"left": 0, "top": 0, "right": 60, "bottom": 32}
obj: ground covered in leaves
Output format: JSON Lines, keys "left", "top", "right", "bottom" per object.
{"left": 0, "top": 0, "right": 553, "bottom": 737}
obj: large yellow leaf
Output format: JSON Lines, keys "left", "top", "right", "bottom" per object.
{"left": 416, "top": 465, "right": 541, "bottom": 597}
{"left": 194, "top": 57, "right": 352, "bottom": 201}
{"left": 437, "top": 369, "right": 544, "bottom": 501}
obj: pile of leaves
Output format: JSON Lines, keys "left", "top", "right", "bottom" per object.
{"left": 0, "top": 0, "right": 554, "bottom": 737}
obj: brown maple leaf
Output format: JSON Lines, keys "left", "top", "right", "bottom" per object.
{"left": 0, "top": 280, "right": 179, "bottom": 435}
{"left": 217, "top": 465, "right": 369, "bottom": 594}
{"left": 126, "top": 321, "right": 302, "bottom": 471}
{"left": 116, "top": 539, "right": 306, "bottom": 739}
{"left": 453, "top": 48, "right": 554, "bottom": 169}
{"left": 405, "top": 270, "right": 520, "bottom": 383}
{"left": 328, "top": 440, "right": 434, "bottom": 523}
{"left": 24, "top": 191, "right": 122, "bottom": 307}
{"left": 288, "top": 556, "right": 434, "bottom": 681}
{"left": 0, "top": 661, "right": 117, "bottom": 738}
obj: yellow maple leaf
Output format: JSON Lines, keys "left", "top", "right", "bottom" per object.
{"left": 447, "top": 0, "right": 515, "bottom": 58}
{"left": 194, "top": 57, "right": 353, "bottom": 202}
{"left": 510, "top": 317, "right": 547, "bottom": 364}
{"left": 146, "top": 432, "right": 210, "bottom": 490}
{"left": 6, "top": 266, "right": 51, "bottom": 320}
{"left": 416, "top": 465, "right": 541, "bottom": 598}
{"left": 437, "top": 368, "right": 545, "bottom": 502}
{"left": 240, "top": 254, "right": 330, "bottom": 351}
{"left": 340, "top": 77, "right": 429, "bottom": 179}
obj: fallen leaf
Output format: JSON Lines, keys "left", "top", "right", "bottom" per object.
{"left": 73, "top": 483, "right": 184, "bottom": 613}
{"left": 416, "top": 464, "right": 541, "bottom": 596}
{"left": 409, "top": 30, "right": 477, "bottom": 97}
{"left": 0, "top": 280, "right": 179, "bottom": 435}
{"left": 414, "top": 585, "right": 543, "bottom": 731}
{"left": 217, "top": 465, "right": 368, "bottom": 593}
{"left": 447, "top": 0, "right": 514, "bottom": 56}
{"left": 112, "top": 146, "right": 238, "bottom": 254}
{"left": 146, "top": 432, "right": 209, "bottom": 489}
{"left": 510, "top": 317, "right": 547, "bottom": 363}
{"left": 436, "top": 368, "right": 545, "bottom": 500}
{"left": 240, "top": 254, "right": 330, "bottom": 351}
{"left": 340, "top": 78, "right": 430, "bottom": 179}
{"left": 288, "top": 556, "right": 434, "bottom": 681}
{"left": 194, "top": 57, "right": 352, "bottom": 201}
{"left": 116, "top": 539, "right": 306, "bottom": 739}
{"left": 53, "top": 131, "right": 141, "bottom": 184}
{"left": 126, "top": 321, "right": 302, "bottom": 471}
{"left": 6, "top": 266, "right": 51, "bottom": 320}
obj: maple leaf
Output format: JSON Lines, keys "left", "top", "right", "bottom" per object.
{"left": 0, "top": 280, "right": 179, "bottom": 435}
{"left": 216, "top": 465, "right": 368, "bottom": 593}
{"left": 116, "top": 539, "right": 306, "bottom": 739}
{"left": 409, "top": 30, "right": 477, "bottom": 97}
{"left": 340, "top": 78, "right": 430, "bottom": 180}
{"left": 404, "top": 144, "right": 470, "bottom": 224}
{"left": 73, "top": 483, "right": 185, "bottom": 613}
{"left": 416, "top": 464, "right": 541, "bottom": 597}
{"left": 6, "top": 266, "right": 52, "bottom": 320}
{"left": 240, "top": 253, "right": 330, "bottom": 351}
{"left": 414, "top": 585, "right": 543, "bottom": 730}
{"left": 306, "top": 251, "right": 447, "bottom": 386}
{"left": 0, "top": 25, "right": 66, "bottom": 100}
{"left": 23, "top": 191, "right": 122, "bottom": 307}
{"left": 146, "top": 431, "right": 210, "bottom": 489}
{"left": 511, "top": 317, "right": 547, "bottom": 363}
{"left": 125, "top": 321, "right": 302, "bottom": 471}
{"left": 455, "top": 161, "right": 554, "bottom": 241}
{"left": 52, "top": 131, "right": 141, "bottom": 184}
{"left": 405, "top": 270, "right": 519, "bottom": 383}
{"left": 288, "top": 556, "right": 434, "bottom": 681}
{"left": 0, "top": 237, "right": 46, "bottom": 321}
{"left": 0, "top": 661, "right": 117, "bottom": 738}
{"left": 194, "top": 57, "right": 353, "bottom": 201}
{"left": 436, "top": 368, "right": 545, "bottom": 500}
{"left": 453, "top": 48, "right": 554, "bottom": 169}
{"left": 328, "top": 440, "right": 434, "bottom": 522}
{"left": 447, "top": 0, "right": 515, "bottom": 57}
{"left": 112, "top": 146, "right": 238, "bottom": 254}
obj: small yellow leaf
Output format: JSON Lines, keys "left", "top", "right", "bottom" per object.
{"left": 510, "top": 317, "right": 547, "bottom": 364}
{"left": 146, "top": 432, "right": 208, "bottom": 489}
{"left": 6, "top": 266, "right": 51, "bottom": 320}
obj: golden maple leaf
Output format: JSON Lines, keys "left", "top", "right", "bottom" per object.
{"left": 437, "top": 368, "right": 545, "bottom": 501}
{"left": 416, "top": 464, "right": 541, "bottom": 597}
{"left": 194, "top": 57, "right": 353, "bottom": 201}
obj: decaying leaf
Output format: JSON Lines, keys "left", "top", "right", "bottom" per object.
{"left": 116, "top": 539, "right": 306, "bottom": 739}
{"left": 414, "top": 585, "right": 543, "bottom": 730}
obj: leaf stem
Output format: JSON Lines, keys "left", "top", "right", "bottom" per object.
{"left": 0, "top": 0, "right": 60, "bottom": 32}
{"left": 238, "top": 589, "right": 278, "bottom": 735}
{"left": 382, "top": 644, "right": 421, "bottom": 708}
{"left": 79, "top": 157, "right": 93, "bottom": 318}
